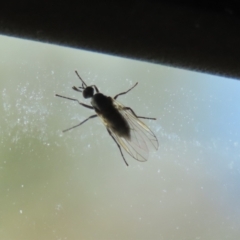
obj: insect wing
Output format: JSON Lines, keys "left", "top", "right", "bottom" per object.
{"left": 109, "top": 100, "right": 159, "bottom": 162}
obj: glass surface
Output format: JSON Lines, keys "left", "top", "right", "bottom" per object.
{"left": 0, "top": 35, "right": 240, "bottom": 240}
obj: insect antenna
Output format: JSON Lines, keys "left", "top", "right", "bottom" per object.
{"left": 72, "top": 77, "right": 86, "bottom": 93}
{"left": 75, "top": 70, "right": 88, "bottom": 87}
{"left": 72, "top": 86, "right": 82, "bottom": 92}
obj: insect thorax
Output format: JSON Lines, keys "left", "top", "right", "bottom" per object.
{"left": 91, "top": 93, "right": 130, "bottom": 139}
{"left": 91, "top": 93, "right": 112, "bottom": 111}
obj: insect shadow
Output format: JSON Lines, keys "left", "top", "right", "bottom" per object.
{"left": 56, "top": 71, "right": 159, "bottom": 166}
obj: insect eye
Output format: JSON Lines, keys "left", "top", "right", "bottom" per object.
{"left": 83, "top": 87, "right": 94, "bottom": 98}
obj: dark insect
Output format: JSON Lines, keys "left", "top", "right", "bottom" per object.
{"left": 56, "top": 71, "right": 159, "bottom": 166}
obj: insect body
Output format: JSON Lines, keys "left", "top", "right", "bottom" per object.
{"left": 56, "top": 71, "right": 159, "bottom": 166}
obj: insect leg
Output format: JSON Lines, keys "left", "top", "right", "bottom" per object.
{"left": 114, "top": 82, "right": 138, "bottom": 100}
{"left": 92, "top": 85, "right": 99, "bottom": 93}
{"left": 55, "top": 94, "right": 94, "bottom": 109}
{"left": 107, "top": 129, "right": 129, "bottom": 166}
{"left": 123, "top": 107, "right": 156, "bottom": 120}
{"left": 63, "top": 114, "right": 97, "bottom": 132}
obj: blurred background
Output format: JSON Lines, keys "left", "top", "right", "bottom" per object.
{"left": 0, "top": 34, "right": 240, "bottom": 239}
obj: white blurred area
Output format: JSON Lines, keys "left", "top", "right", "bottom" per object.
{"left": 0, "top": 34, "right": 240, "bottom": 240}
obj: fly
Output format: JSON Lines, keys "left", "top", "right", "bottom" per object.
{"left": 56, "top": 71, "right": 159, "bottom": 166}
